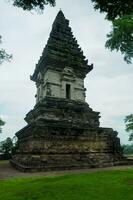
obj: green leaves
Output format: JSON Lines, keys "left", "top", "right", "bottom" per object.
{"left": 106, "top": 16, "right": 133, "bottom": 64}
{"left": 91, "top": 0, "right": 133, "bottom": 64}
{"left": 125, "top": 114, "right": 133, "bottom": 141}
{"left": 12, "top": 0, "right": 56, "bottom": 12}
{"left": 2, "top": 137, "right": 13, "bottom": 153}
{"left": 0, "top": 49, "right": 12, "bottom": 65}
{"left": 0, "top": 118, "right": 5, "bottom": 133}
{"left": 91, "top": 0, "right": 133, "bottom": 21}
{"left": 0, "top": 36, "right": 12, "bottom": 65}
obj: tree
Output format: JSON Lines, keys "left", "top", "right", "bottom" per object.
{"left": 91, "top": 0, "right": 133, "bottom": 21}
{"left": 0, "top": 118, "right": 5, "bottom": 133}
{"left": 105, "top": 16, "right": 133, "bottom": 64}
{"left": 12, "top": 0, "right": 55, "bottom": 12}
{"left": 91, "top": 0, "right": 133, "bottom": 64}
{"left": 1, "top": 137, "right": 13, "bottom": 159}
{"left": 0, "top": 36, "right": 12, "bottom": 65}
{"left": 125, "top": 114, "right": 133, "bottom": 141}
{"left": 122, "top": 144, "right": 133, "bottom": 155}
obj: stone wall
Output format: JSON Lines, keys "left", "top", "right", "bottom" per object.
{"left": 12, "top": 127, "right": 123, "bottom": 171}
{"left": 11, "top": 99, "right": 123, "bottom": 171}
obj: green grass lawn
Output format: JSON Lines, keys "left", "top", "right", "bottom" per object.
{"left": 0, "top": 160, "right": 9, "bottom": 164}
{"left": 0, "top": 170, "right": 133, "bottom": 200}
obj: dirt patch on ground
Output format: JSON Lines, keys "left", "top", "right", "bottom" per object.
{"left": 0, "top": 161, "right": 133, "bottom": 180}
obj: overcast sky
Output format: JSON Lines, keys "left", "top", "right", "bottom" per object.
{"left": 0, "top": 0, "right": 133, "bottom": 144}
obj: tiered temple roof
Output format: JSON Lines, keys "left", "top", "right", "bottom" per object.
{"left": 31, "top": 10, "right": 93, "bottom": 81}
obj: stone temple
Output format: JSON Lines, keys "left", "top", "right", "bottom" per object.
{"left": 11, "top": 11, "right": 123, "bottom": 171}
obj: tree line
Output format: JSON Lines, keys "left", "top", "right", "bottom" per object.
{"left": 0, "top": 137, "right": 14, "bottom": 159}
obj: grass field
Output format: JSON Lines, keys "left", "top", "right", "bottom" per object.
{"left": 0, "top": 170, "right": 133, "bottom": 200}
{"left": 0, "top": 160, "right": 9, "bottom": 164}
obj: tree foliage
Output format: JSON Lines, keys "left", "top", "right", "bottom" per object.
{"left": 125, "top": 114, "right": 133, "bottom": 141}
{"left": 91, "top": 0, "right": 133, "bottom": 21}
{"left": 0, "top": 118, "right": 5, "bottom": 133}
{"left": 0, "top": 137, "right": 13, "bottom": 159}
{"left": 91, "top": 0, "right": 133, "bottom": 64}
{"left": 2, "top": 137, "right": 13, "bottom": 153}
{"left": 122, "top": 144, "right": 133, "bottom": 155}
{"left": 12, "top": 0, "right": 55, "bottom": 12}
{"left": 0, "top": 36, "right": 12, "bottom": 65}
{"left": 106, "top": 16, "right": 133, "bottom": 64}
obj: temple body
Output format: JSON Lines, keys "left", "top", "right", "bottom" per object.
{"left": 11, "top": 11, "right": 123, "bottom": 171}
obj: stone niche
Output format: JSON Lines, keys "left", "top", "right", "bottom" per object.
{"left": 36, "top": 67, "right": 85, "bottom": 103}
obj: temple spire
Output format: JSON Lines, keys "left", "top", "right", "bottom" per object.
{"left": 31, "top": 11, "right": 93, "bottom": 82}
{"left": 56, "top": 9, "right": 65, "bottom": 18}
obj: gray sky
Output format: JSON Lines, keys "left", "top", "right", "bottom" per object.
{"left": 0, "top": 0, "right": 133, "bottom": 144}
